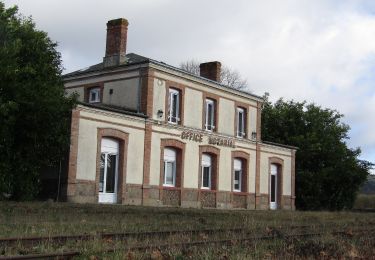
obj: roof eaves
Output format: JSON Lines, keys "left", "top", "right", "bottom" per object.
{"left": 262, "top": 140, "right": 298, "bottom": 150}
{"left": 77, "top": 101, "right": 148, "bottom": 119}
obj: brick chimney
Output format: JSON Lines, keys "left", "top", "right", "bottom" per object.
{"left": 199, "top": 61, "right": 221, "bottom": 82}
{"left": 103, "top": 18, "right": 129, "bottom": 67}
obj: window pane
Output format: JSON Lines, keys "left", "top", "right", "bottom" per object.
{"left": 172, "top": 94, "right": 178, "bottom": 118}
{"left": 168, "top": 93, "right": 171, "bottom": 117}
{"left": 271, "top": 175, "right": 276, "bottom": 202}
{"left": 165, "top": 162, "right": 174, "bottom": 185}
{"left": 234, "top": 170, "right": 241, "bottom": 190}
{"left": 105, "top": 154, "right": 117, "bottom": 193}
{"left": 207, "top": 104, "right": 213, "bottom": 129}
{"left": 169, "top": 90, "right": 179, "bottom": 123}
{"left": 203, "top": 166, "right": 210, "bottom": 188}
{"left": 238, "top": 111, "right": 243, "bottom": 133}
{"left": 89, "top": 89, "right": 100, "bottom": 103}
{"left": 99, "top": 153, "right": 105, "bottom": 192}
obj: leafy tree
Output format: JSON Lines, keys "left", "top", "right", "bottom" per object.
{"left": 0, "top": 3, "right": 76, "bottom": 200}
{"left": 180, "top": 60, "right": 249, "bottom": 90}
{"left": 261, "top": 96, "right": 373, "bottom": 210}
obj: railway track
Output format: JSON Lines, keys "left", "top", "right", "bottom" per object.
{"left": 0, "top": 224, "right": 326, "bottom": 249}
{"left": 0, "top": 227, "right": 372, "bottom": 260}
{"left": 0, "top": 227, "right": 245, "bottom": 247}
{"left": 0, "top": 223, "right": 342, "bottom": 247}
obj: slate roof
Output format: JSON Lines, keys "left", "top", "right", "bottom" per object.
{"left": 63, "top": 53, "right": 150, "bottom": 78}
{"left": 63, "top": 53, "right": 263, "bottom": 100}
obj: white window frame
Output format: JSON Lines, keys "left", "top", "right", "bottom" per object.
{"left": 168, "top": 88, "right": 180, "bottom": 124}
{"left": 163, "top": 148, "right": 176, "bottom": 187}
{"left": 237, "top": 107, "right": 246, "bottom": 138}
{"left": 201, "top": 154, "right": 212, "bottom": 189}
{"left": 233, "top": 159, "right": 242, "bottom": 192}
{"left": 89, "top": 87, "right": 100, "bottom": 103}
{"left": 205, "top": 99, "right": 215, "bottom": 131}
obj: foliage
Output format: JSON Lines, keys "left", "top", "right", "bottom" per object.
{"left": 261, "top": 96, "right": 373, "bottom": 210}
{"left": 179, "top": 59, "right": 249, "bottom": 90}
{"left": 354, "top": 194, "right": 375, "bottom": 209}
{"left": 0, "top": 3, "right": 76, "bottom": 200}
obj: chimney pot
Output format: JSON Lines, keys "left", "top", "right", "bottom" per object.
{"left": 103, "top": 18, "right": 129, "bottom": 67}
{"left": 199, "top": 61, "right": 221, "bottom": 82}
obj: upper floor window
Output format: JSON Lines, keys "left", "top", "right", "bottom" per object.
{"left": 163, "top": 148, "right": 176, "bottom": 187}
{"left": 168, "top": 88, "right": 180, "bottom": 124}
{"left": 205, "top": 99, "right": 215, "bottom": 131}
{"left": 236, "top": 107, "right": 246, "bottom": 138}
{"left": 89, "top": 88, "right": 100, "bottom": 103}
{"left": 233, "top": 159, "right": 242, "bottom": 192}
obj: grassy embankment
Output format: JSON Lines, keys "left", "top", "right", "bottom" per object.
{"left": 0, "top": 202, "right": 374, "bottom": 259}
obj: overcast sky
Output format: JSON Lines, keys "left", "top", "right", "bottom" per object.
{"left": 4, "top": 0, "right": 375, "bottom": 173}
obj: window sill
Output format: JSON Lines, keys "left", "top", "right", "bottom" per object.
{"left": 232, "top": 191, "right": 248, "bottom": 195}
{"left": 167, "top": 121, "right": 180, "bottom": 125}
{"left": 200, "top": 189, "right": 217, "bottom": 193}
{"left": 162, "top": 186, "right": 180, "bottom": 191}
{"left": 163, "top": 184, "right": 176, "bottom": 188}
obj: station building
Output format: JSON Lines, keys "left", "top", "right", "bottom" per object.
{"left": 63, "top": 18, "right": 296, "bottom": 210}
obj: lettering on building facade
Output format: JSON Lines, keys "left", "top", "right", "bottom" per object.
{"left": 181, "top": 131, "right": 235, "bottom": 148}
{"left": 181, "top": 131, "right": 203, "bottom": 142}
{"left": 208, "top": 136, "right": 235, "bottom": 148}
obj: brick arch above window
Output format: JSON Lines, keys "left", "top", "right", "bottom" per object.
{"left": 160, "top": 138, "right": 186, "bottom": 151}
{"left": 199, "top": 145, "right": 220, "bottom": 156}
{"left": 99, "top": 128, "right": 129, "bottom": 140}
{"left": 269, "top": 157, "right": 284, "bottom": 166}
{"left": 232, "top": 151, "right": 250, "bottom": 160}
{"left": 96, "top": 128, "right": 129, "bottom": 204}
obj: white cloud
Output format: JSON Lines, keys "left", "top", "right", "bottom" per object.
{"left": 3, "top": 0, "right": 375, "bottom": 171}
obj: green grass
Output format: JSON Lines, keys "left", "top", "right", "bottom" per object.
{"left": 0, "top": 201, "right": 374, "bottom": 259}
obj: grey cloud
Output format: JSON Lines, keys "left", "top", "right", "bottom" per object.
{"left": 4, "top": 0, "right": 375, "bottom": 172}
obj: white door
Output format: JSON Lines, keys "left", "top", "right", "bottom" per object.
{"left": 99, "top": 138, "right": 119, "bottom": 204}
{"left": 270, "top": 164, "right": 278, "bottom": 210}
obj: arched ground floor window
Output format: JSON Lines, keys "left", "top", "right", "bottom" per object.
{"left": 199, "top": 145, "right": 220, "bottom": 208}
{"left": 231, "top": 151, "right": 250, "bottom": 208}
{"left": 159, "top": 139, "right": 185, "bottom": 206}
